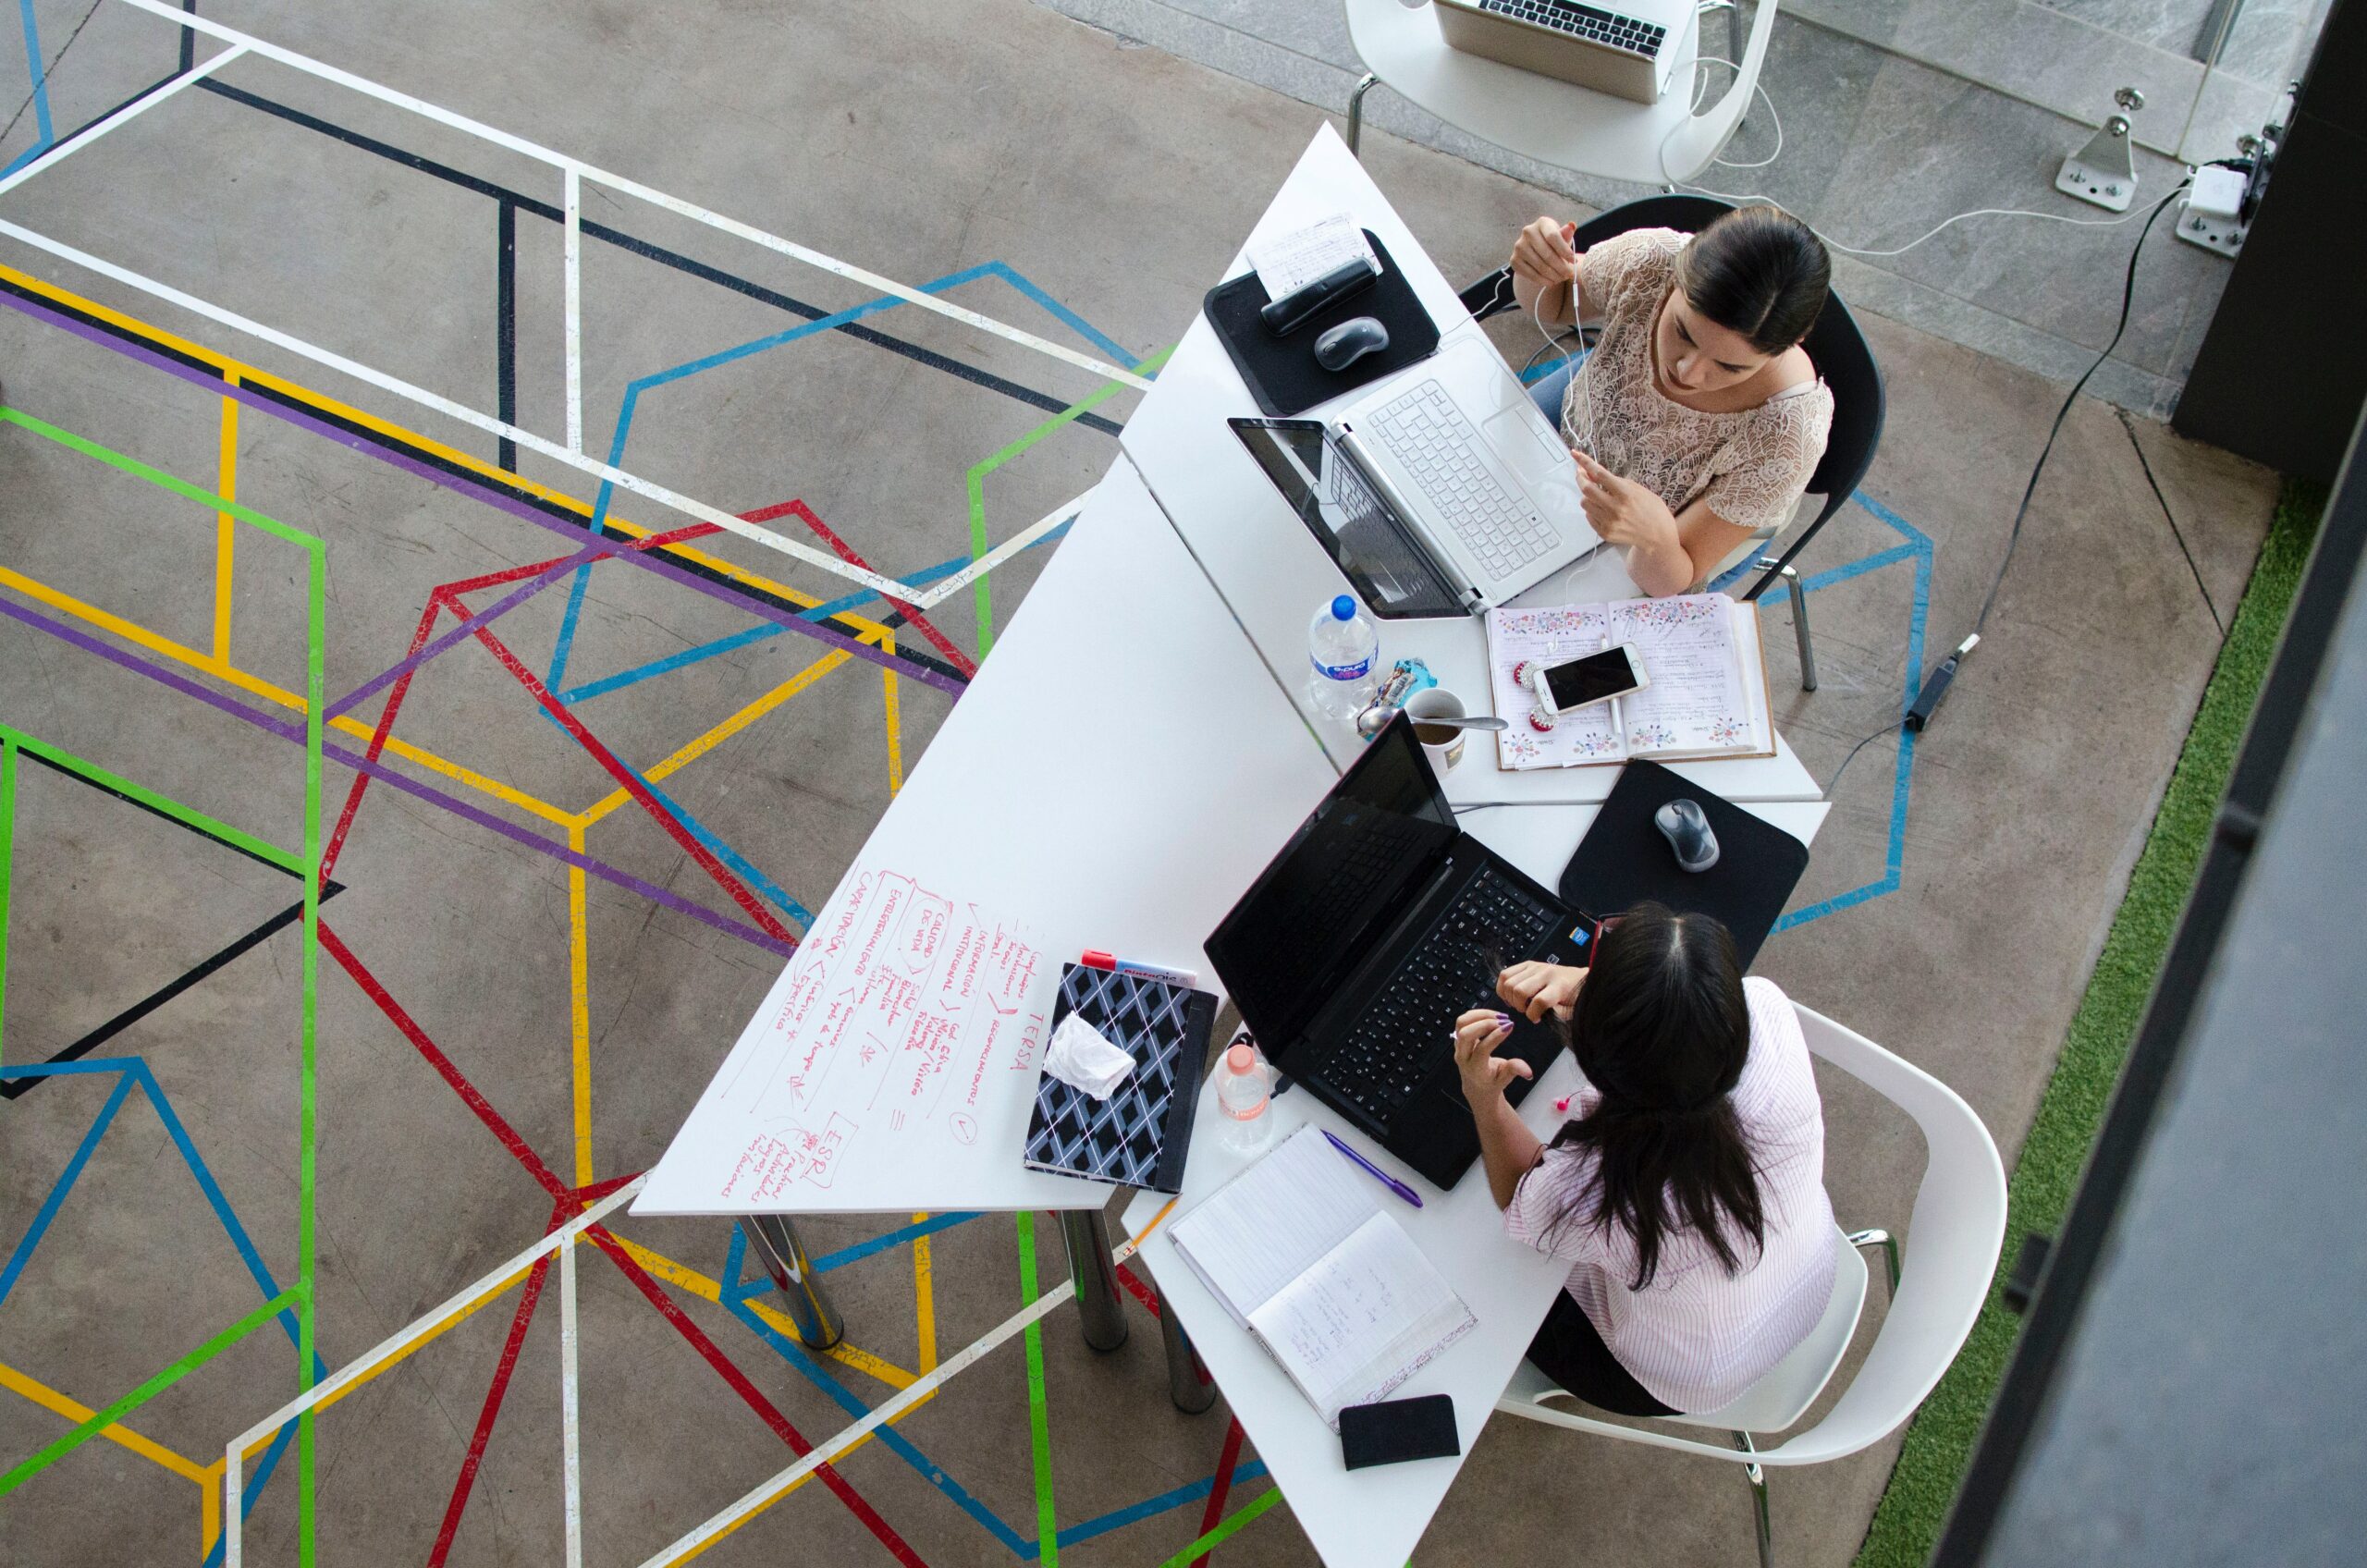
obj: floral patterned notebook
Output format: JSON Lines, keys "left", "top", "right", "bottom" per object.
{"left": 1484, "top": 594, "right": 1774, "bottom": 769}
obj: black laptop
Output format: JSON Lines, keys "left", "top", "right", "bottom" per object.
{"left": 1206, "top": 714, "right": 1582, "bottom": 1189}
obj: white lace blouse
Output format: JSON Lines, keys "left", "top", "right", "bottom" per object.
{"left": 1560, "top": 228, "right": 1834, "bottom": 541}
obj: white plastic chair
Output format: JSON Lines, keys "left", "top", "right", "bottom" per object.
{"left": 1343, "top": 0, "right": 1779, "bottom": 187}
{"left": 1494, "top": 1002, "right": 2008, "bottom": 1568}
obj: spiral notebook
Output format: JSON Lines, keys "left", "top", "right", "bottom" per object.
{"left": 1486, "top": 593, "right": 1776, "bottom": 769}
{"left": 1168, "top": 1127, "right": 1476, "bottom": 1427}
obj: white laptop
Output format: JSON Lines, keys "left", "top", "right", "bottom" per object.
{"left": 1434, "top": 0, "right": 1699, "bottom": 105}
{"left": 1231, "top": 337, "right": 1599, "bottom": 617}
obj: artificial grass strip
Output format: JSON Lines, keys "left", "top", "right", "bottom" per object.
{"left": 1851, "top": 476, "right": 2328, "bottom": 1568}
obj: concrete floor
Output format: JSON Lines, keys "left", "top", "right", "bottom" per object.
{"left": 0, "top": 2, "right": 2278, "bottom": 1565}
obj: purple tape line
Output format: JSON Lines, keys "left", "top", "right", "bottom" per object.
{"left": 324, "top": 545, "right": 605, "bottom": 721}
{"left": 0, "top": 284, "right": 968, "bottom": 698}
{"left": 0, "top": 594, "right": 795, "bottom": 956}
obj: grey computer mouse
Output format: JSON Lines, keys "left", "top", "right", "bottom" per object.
{"left": 1655, "top": 798, "right": 1721, "bottom": 873}
{"left": 1313, "top": 315, "right": 1390, "bottom": 373}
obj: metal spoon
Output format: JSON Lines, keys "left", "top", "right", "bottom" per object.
{"left": 1355, "top": 705, "right": 1509, "bottom": 738}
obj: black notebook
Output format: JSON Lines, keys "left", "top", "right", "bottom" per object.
{"left": 1022, "top": 963, "right": 1216, "bottom": 1192}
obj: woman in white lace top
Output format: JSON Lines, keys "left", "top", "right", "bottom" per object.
{"left": 1508, "top": 206, "right": 1834, "bottom": 595}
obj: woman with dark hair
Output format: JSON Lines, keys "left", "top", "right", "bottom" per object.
{"left": 1506, "top": 205, "right": 1834, "bottom": 595}
{"left": 1452, "top": 903, "right": 1835, "bottom": 1415}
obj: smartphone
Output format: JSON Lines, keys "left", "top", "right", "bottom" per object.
{"left": 1528, "top": 643, "right": 1648, "bottom": 717}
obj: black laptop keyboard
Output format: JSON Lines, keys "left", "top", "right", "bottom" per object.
{"left": 1313, "top": 870, "right": 1558, "bottom": 1122}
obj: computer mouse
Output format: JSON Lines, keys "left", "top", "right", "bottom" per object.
{"left": 1655, "top": 798, "right": 1721, "bottom": 873}
{"left": 1314, "top": 315, "right": 1390, "bottom": 373}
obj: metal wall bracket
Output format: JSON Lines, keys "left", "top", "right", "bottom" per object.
{"left": 2057, "top": 87, "right": 2143, "bottom": 213}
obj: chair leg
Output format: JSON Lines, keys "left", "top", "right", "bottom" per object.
{"left": 1733, "top": 1431, "right": 1773, "bottom": 1568}
{"left": 1849, "top": 1228, "right": 1901, "bottom": 1294}
{"left": 1346, "top": 72, "right": 1379, "bottom": 157}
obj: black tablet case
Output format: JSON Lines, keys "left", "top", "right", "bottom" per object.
{"left": 1023, "top": 963, "right": 1216, "bottom": 1193}
{"left": 1203, "top": 231, "right": 1442, "bottom": 417}
{"left": 1558, "top": 761, "right": 1811, "bottom": 971}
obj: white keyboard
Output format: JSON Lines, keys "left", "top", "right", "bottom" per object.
{"left": 1367, "top": 382, "right": 1556, "bottom": 581}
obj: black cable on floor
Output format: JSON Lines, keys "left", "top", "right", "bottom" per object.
{"left": 2115, "top": 405, "right": 2225, "bottom": 636}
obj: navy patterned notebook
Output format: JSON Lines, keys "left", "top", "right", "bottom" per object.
{"left": 1023, "top": 963, "right": 1216, "bottom": 1193}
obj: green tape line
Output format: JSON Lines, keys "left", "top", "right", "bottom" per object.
{"left": 0, "top": 724, "right": 303, "bottom": 873}
{"left": 1016, "top": 1211, "right": 1058, "bottom": 1566}
{"left": 0, "top": 1288, "right": 297, "bottom": 1496}
{"left": 0, "top": 406, "right": 322, "bottom": 552}
{"left": 297, "top": 543, "right": 326, "bottom": 1566}
{"left": 1152, "top": 1488, "right": 1283, "bottom": 1568}
{"left": 965, "top": 344, "right": 1176, "bottom": 660}
{"left": 0, "top": 736, "right": 14, "bottom": 1070}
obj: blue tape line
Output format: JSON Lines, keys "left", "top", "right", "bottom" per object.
{"left": 131, "top": 1060, "right": 310, "bottom": 1349}
{"left": 545, "top": 551, "right": 599, "bottom": 700}
{"left": 1052, "top": 1460, "right": 1274, "bottom": 1552}
{"left": 531, "top": 708, "right": 814, "bottom": 927}
{"left": 0, "top": 1072, "right": 137, "bottom": 1306}
{"left": 975, "top": 263, "right": 1139, "bottom": 368}
{"left": 15, "top": 0, "right": 52, "bottom": 147}
{"left": 808, "top": 1211, "right": 982, "bottom": 1275}
{"left": 1772, "top": 493, "right": 1933, "bottom": 931}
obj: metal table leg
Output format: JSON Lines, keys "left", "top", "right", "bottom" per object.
{"left": 1060, "top": 1209, "right": 1130, "bottom": 1353}
{"left": 738, "top": 1214, "right": 843, "bottom": 1351}
{"left": 1346, "top": 71, "right": 1380, "bottom": 157}
{"left": 1159, "top": 1294, "right": 1220, "bottom": 1414}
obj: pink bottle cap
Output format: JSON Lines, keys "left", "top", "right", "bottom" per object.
{"left": 1226, "top": 1043, "right": 1257, "bottom": 1073}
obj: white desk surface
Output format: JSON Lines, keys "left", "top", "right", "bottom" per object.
{"left": 1120, "top": 126, "right": 1824, "bottom": 807}
{"left": 1121, "top": 790, "right": 1824, "bottom": 1568}
{"left": 634, "top": 459, "right": 1339, "bottom": 1216}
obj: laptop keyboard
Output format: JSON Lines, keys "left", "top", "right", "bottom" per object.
{"left": 1478, "top": 0, "right": 1667, "bottom": 59}
{"left": 1313, "top": 870, "right": 1559, "bottom": 1123}
{"left": 1367, "top": 381, "right": 1558, "bottom": 582}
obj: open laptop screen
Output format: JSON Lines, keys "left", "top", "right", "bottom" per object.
{"left": 1229, "top": 418, "right": 1466, "bottom": 619}
{"left": 1207, "top": 717, "right": 1459, "bottom": 1057}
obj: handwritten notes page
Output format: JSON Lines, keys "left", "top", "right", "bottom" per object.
{"left": 1611, "top": 595, "right": 1767, "bottom": 759}
{"left": 639, "top": 864, "right": 1049, "bottom": 1214}
{"left": 1246, "top": 211, "right": 1380, "bottom": 300}
{"left": 1168, "top": 1128, "right": 1475, "bottom": 1428}
{"left": 1485, "top": 595, "right": 1772, "bottom": 769}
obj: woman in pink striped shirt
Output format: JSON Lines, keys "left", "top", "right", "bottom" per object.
{"left": 1453, "top": 903, "right": 1835, "bottom": 1415}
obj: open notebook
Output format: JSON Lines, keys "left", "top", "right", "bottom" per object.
{"left": 1486, "top": 594, "right": 1775, "bottom": 769}
{"left": 1167, "top": 1127, "right": 1477, "bottom": 1428}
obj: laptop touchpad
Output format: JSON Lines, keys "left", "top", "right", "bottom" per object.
{"left": 1484, "top": 407, "right": 1585, "bottom": 517}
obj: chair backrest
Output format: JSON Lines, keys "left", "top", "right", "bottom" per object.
{"left": 1493, "top": 1002, "right": 2005, "bottom": 1469}
{"left": 1767, "top": 1004, "right": 2006, "bottom": 1465}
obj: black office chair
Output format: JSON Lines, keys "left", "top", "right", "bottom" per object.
{"left": 1459, "top": 197, "right": 1887, "bottom": 692}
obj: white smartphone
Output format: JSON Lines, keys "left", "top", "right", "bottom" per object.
{"left": 1529, "top": 643, "right": 1649, "bottom": 717}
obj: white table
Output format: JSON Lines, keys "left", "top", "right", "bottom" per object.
{"left": 1341, "top": 0, "right": 1775, "bottom": 188}
{"left": 1121, "top": 125, "right": 1825, "bottom": 805}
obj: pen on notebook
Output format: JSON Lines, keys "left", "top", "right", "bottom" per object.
{"left": 1080, "top": 949, "right": 1199, "bottom": 988}
{"left": 1322, "top": 1130, "right": 1423, "bottom": 1208}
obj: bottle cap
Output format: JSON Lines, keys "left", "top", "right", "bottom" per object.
{"left": 1226, "top": 1043, "right": 1257, "bottom": 1073}
{"left": 1331, "top": 594, "right": 1355, "bottom": 620}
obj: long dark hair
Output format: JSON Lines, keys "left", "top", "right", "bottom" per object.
{"left": 1543, "top": 903, "right": 1765, "bottom": 1289}
{"left": 1674, "top": 205, "right": 1830, "bottom": 355}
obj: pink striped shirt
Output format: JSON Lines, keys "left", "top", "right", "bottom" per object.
{"left": 1503, "top": 977, "right": 1836, "bottom": 1414}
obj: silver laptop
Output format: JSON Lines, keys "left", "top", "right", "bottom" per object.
{"left": 1230, "top": 337, "right": 1597, "bottom": 615}
{"left": 1434, "top": 0, "right": 1699, "bottom": 105}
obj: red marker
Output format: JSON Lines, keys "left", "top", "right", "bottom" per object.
{"left": 1080, "top": 950, "right": 1199, "bottom": 988}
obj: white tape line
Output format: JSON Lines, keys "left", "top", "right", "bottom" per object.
{"left": 0, "top": 216, "right": 930, "bottom": 600}
{"left": 563, "top": 167, "right": 583, "bottom": 455}
{"left": 560, "top": 1236, "right": 583, "bottom": 1568}
{"left": 0, "top": 45, "right": 248, "bottom": 201}
{"left": 918, "top": 496, "right": 1085, "bottom": 606}
{"left": 216, "top": 1177, "right": 647, "bottom": 1564}
{"left": 107, "top": 0, "right": 1150, "bottom": 391}
{"left": 632, "top": 1218, "right": 1159, "bottom": 1568}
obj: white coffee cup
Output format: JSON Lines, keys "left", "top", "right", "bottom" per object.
{"left": 1404, "top": 687, "right": 1466, "bottom": 773}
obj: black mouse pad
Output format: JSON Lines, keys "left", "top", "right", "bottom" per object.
{"left": 1558, "top": 761, "right": 1810, "bottom": 971}
{"left": 1203, "top": 230, "right": 1442, "bottom": 417}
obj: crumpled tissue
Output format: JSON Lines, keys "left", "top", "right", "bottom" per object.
{"left": 1043, "top": 1012, "right": 1136, "bottom": 1100}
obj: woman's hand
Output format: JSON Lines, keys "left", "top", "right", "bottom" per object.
{"left": 1571, "top": 449, "right": 1694, "bottom": 594}
{"left": 1509, "top": 216, "right": 1579, "bottom": 324}
{"left": 1454, "top": 1009, "right": 1533, "bottom": 1104}
{"left": 1498, "top": 961, "right": 1585, "bottom": 1023}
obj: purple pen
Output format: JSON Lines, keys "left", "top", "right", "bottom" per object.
{"left": 1322, "top": 1129, "right": 1423, "bottom": 1207}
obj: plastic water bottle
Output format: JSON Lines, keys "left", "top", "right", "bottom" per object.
{"left": 1306, "top": 594, "right": 1380, "bottom": 719}
{"left": 1215, "top": 1041, "right": 1276, "bottom": 1154}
